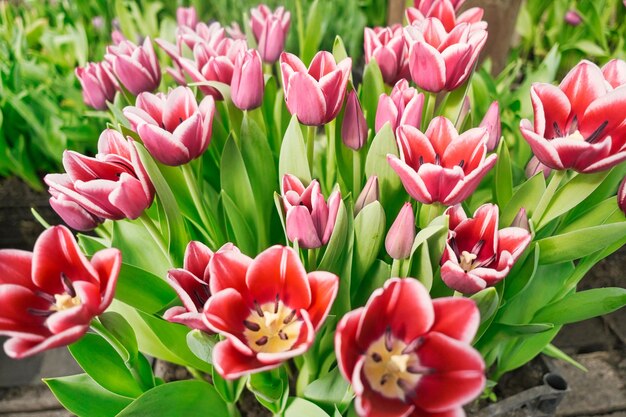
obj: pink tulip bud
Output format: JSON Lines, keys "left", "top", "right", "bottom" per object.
{"left": 602, "top": 59, "right": 626, "bottom": 88}
{"left": 231, "top": 49, "right": 264, "bottom": 110}
{"left": 375, "top": 79, "right": 424, "bottom": 133}
{"left": 341, "top": 91, "right": 368, "bottom": 150}
{"left": 250, "top": 5, "right": 291, "bottom": 64}
{"left": 618, "top": 177, "right": 626, "bottom": 216}
{"left": 111, "top": 29, "right": 126, "bottom": 45}
{"left": 92, "top": 16, "right": 104, "bottom": 31}
{"left": 75, "top": 61, "right": 119, "bottom": 110}
{"left": 105, "top": 37, "right": 161, "bottom": 95}
{"left": 511, "top": 207, "right": 530, "bottom": 231}
{"left": 354, "top": 176, "right": 379, "bottom": 216}
{"left": 564, "top": 10, "right": 582, "bottom": 26}
{"left": 177, "top": 6, "right": 198, "bottom": 28}
{"left": 479, "top": 101, "right": 501, "bottom": 152}
{"left": 525, "top": 155, "right": 551, "bottom": 179}
{"left": 385, "top": 203, "right": 416, "bottom": 259}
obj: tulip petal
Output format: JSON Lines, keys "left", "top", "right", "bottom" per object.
{"left": 90, "top": 248, "right": 121, "bottom": 313}
{"left": 335, "top": 307, "right": 364, "bottom": 382}
{"left": 560, "top": 60, "right": 608, "bottom": 119}
{"left": 208, "top": 250, "right": 252, "bottom": 296}
{"left": 431, "top": 298, "right": 479, "bottom": 343}
{"left": 306, "top": 271, "right": 338, "bottom": 331}
{"left": 203, "top": 288, "right": 251, "bottom": 354}
{"left": 388, "top": 155, "right": 434, "bottom": 204}
{"left": 3, "top": 325, "right": 89, "bottom": 359}
{"left": 212, "top": 339, "right": 281, "bottom": 380}
{"left": 285, "top": 72, "right": 327, "bottom": 126}
{"left": 285, "top": 206, "right": 323, "bottom": 249}
{"left": 440, "top": 261, "right": 487, "bottom": 294}
{"left": 0, "top": 250, "right": 33, "bottom": 287}
{"left": 410, "top": 42, "right": 446, "bottom": 93}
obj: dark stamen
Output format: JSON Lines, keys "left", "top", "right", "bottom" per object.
{"left": 553, "top": 122, "right": 563, "bottom": 137}
{"left": 397, "top": 378, "right": 412, "bottom": 391}
{"left": 274, "top": 294, "right": 280, "bottom": 314}
{"left": 371, "top": 352, "right": 382, "bottom": 363}
{"left": 161, "top": 122, "right": 166, "bottom": 129}
{"left": 586, "top": 120, "right": 608, "bottom": 144}
{"left": 243, "top": 320, "right": 261, "bottom": 331}
{"left": 255, "top": 336, "right": 268, "bottom": 346}
{"left": 384, "top": 326, "right": 393, "bottom": 352}
{"left": 418, "top": 155, "right": 424, "bottom": 166}
{"left": 60, "top": 273, "right": 76, "bottom": 298}
{"left": 179, "top": 117, "right": 183, "bottom": 124}
{"left": 402, "top": 337, "right": 423, "bottom": 354}
{"left": 28, "top": 308, "right": 53, "bottom": 317}
{"left": 254, "top": 301, "right": 264, "bottom": 317}
{"left": 283, "top": 309, "right": 297, "bottom": 324}
{"left": 380, "top": 374, "right": 389, "bottom": 385}
{"left": 435, "top": 154, "right": 440, "bottom": 165}
{"left": 35, "top": 290, "right": 55, "bottom": 304}
{"left": 278, "top": 331, "right": 288, "bottom": 341}
{"left": 568, "top": 116, "right": 579, "bottom": 134}
{"left": 449, "top": 237, "right": 459, "bottom": 257}
{"left": 192, "top": 289, "right": 206, "bottom": 307}
{"left": 458, "top": 159, "right": 465, "bottom": 168}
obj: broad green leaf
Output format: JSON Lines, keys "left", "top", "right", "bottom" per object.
{"left": 494, "top": 140, "right": 513, "bottom": 207}
{"left": 353, "top": 260, "right": 391, "bottom": 307}
{"left": 99, "top": 312, "right": 139, "bottom": 363}
{"left": 302, "top": 0, "right": 327, "bottom": 64}
{"left": 221, "top": 190, "right": 257, "bottom": 255}
{"left": 186, "top": 329, "right": 216, "bottom": 365}
{"left": 533, "top": 288, "right": 626, "bottom": 324}
{"left": 319, "top": 197, "right": 350, "bottom": 272}
{"left": 558, "top": 197, "right": 623, "bottom": 234}
{"left": 502, "top": 244, "right": 539, "bottom": 300}
{"left": 495, "top": 326, "right": 561, "bottom": 378}
{"left": 361, "top": 60, "right": 385, "bottom": 131}
{"left": 471, "top": 287, "right": 499, "bottom": 325}
{"left": 77, "top": 234, "right": 108, "bottom": 255}
{"left": 248, "top": 367, "right": 289, "bottom": 414}
{"left": 212, "top": 368, "right": 246, "bottom": 404}
{"left": 303, "top": 367, "right": 353, "bottom": 411}
{"left": 500, "top": 173, "right": 545, "bottom": 228}
{"left": 45, "top": 374, "right": 132, "bottom": 417}
{"left": 332, "top": 36, "right": 349, "bottom": 66}
{"left": 284, "top": 397, "right": 331, "bottom": 417}
{"left": 279, "top": 115, "right": 312, "bottom": 184}
{"left": 543, "top": 344, "right": 587, "bottom": 372}
{"left": 115, "top": 262, "right": 177, "bottom": 314}
{"left": 352, "top": 201, "right": 386, "bottom": 285}
{"left": 493, "top": 322, "right": 555, "bottom": 336}
{"left": 364, "top": 124, "right": 403, "bottom": 211}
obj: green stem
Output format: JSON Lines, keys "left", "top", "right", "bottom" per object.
{"left": 390, "top": 258, "right": 402, "bottom": 277}
{"left": 263, "top": 63, "right": 273, "bottom": 77}
{"left": 181, "top": 163, "right": 221, "bottom": 247}
{"left": 186, "top": 366, "right": 205, "bottom": 381}
{"left": 418, "top": 202, "right": 443, "bottom": 228}
{"left": 227, "top": 402, "right": 242, "bottom": 417}
{"left": 326, "top": 120, "right": 336, "bottom": 193}
{"left": 306, "top": 125, "right": 316, "bottom": 176}
{"left": 138, "top": 213, "right": 173, "bottom": 265}
{"left": 531, "top": 170, "right": 567, "bottom": 228}
{"left": 307, "top": 248, "right": 318, "bottom": 271}
{"left": 353, "top": 149, "right": 362, "bottom": 198}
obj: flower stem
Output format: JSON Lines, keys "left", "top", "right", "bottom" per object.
{"left": 138, "top": 213, "right": 173, "bottom": 266}
{"left": 531, "top": 170, "right": 567, "bottom": 229}
{"left": 353, "top": 149, "right": 362, "bottom": 198}
{"left": 181, "top": 163, "right": 221, "bottom": 247}
{"left": 307, "top": 248, "right": 318, "bottom": 271}
{"left": 306, "top": 125, "right": 316, "bottom": 176}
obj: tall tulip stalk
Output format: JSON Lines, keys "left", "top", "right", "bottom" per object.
{"left": 5, "top": 2, "right": 626, "bottom": 417}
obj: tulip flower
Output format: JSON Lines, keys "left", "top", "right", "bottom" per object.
{"left": 602, "top": 59, "right": 626, "bottom": 88}
{"left": 519, "top": 60, "right": 626, "bottom": 173}
{"left": 177, "top": 6, "right": 198, "bottom": 28}
{"left": 105, "top": 37, "right": 161, "bottom": 96}
{"left": 281, "top": 174, "right": 341, "bottom": 249}
{"left": 618, "top": 177, "right": 626, "bottom": 216}
{"left": 335, "top": 278, "right": 485, "bottom": 417}
{"left": 564, "top": 10, "right": 582, "bottom": 26}
{"left": 385, "top": 203, "right": 416, "bottom": 259}
{"left": 388, "top": 117, "right": 497, "bottom": 206}
{"left": 164, "top": 242, "right": 238, "bottom": 332}
{"left": 441, "top": 204, "right": 531, "bottom": 294}
{"left": 413, "top": 0, "right": 467, "bottom": 12}
{"left": 0, "top": 226, "right": 120, "bottom": 359}
{"left": 375, "top": 79, "right": 424, "bottom": 133}
{"left": 111, "top": 29, "right": 126, "bottom": 45}
{"left": 226, "top": 22, "right": 247, "bottom": 40}
{"left": 75, "top": 61, "right": 119, "bottom": 110}
{"left": 231, "top": 49, "right": 264, "bottom": 110}
{"left": 123, "top": 86, "right": 215, "bottom": 166}
{"left": 405, "top": 18, "right": 487, "bottom": 93}
{"left": 203, "top": 245, "right": 338, "bottom": 379}
{"left": 407, "top": 0, "right": 485, "bottom": 32}
{"left": 511, "top": 207, "right": 530, "bottom": 231}
{"left": 479, "top": 101, "right": 501, "bottom": 152}
{"left": 280, "top": 51, "right": 352, "bottom": 126}
{"left": 342, "top": 91, "right": 368, "bottom": 150}
{"left": 363, "top": 25, "right": 409, "bottom": 86}
{"left": 354, "top": 176, "right": 379, "bottom": 216}
{"left": 45, "top": 129, "right": 155, "bottom": 231}
{"left": 178, "top": 22, "right": 226, "bottom": 51}
{"left": 250, "top": 5, "right": 291, "bottom": 64}
{"left": 525, "top": 155, "right": 551, "bottom": 179}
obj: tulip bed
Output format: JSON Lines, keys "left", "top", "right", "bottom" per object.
{"left": 1, "top": 1, "right": 626, "bottom": 417}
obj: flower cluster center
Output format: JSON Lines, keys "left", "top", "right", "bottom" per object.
{"left": 51, "top": 293, "right": 81, "bottom": 311}
{"left": 243, "top": 299, "right": 302, "bottom": 354}
{"left": 459, "top": 250, "right": 478, "bottom": 272}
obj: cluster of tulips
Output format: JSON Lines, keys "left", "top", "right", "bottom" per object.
{"left": 1, "top": 0, "right": 626, "bottom": 416}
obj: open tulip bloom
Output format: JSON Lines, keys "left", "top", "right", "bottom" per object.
{"left": 9, "top": 2, "right": 626, "bottom": 417}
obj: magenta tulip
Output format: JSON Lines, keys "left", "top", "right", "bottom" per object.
{"left": 250, "top": 5, "right": 291, "bottom": 64}
{"left": 342, "top": 91, "right": 368, "bottom": 150}
{"left": 231, "top": 49, "right": 264, "bottom": 110}
{"left": 385, "top": 203, "right": 416, "bottom": 259}
{"left": 75, "top": 61, "right": 119, "bottom": 110}
{"left": 375, "top": 79, "right": 424, "bottom": 133}
{"left": 336, "top": 278, "right": 485, "bottom": 417}
{"left": 280, "top": 51, "right": 352, "bottom": 126}
{"left": 0, "top": 226, "right": 120, "bottom": 359}
{"left": 520, "top": 60, "right": 626, "bottom": 173}
{"left": 407, "top": 0, "right": 485, "bottom": 32}
{"left": 564, "top": 10, "right": 582, "bottom": 26}
{"left": 354, "top": 176, "right": 379, "bottom": 216}
{"left": 479, "top": 101, "right": 501, "bottom": 152}
{"left": 388, "top": 117, "right": 497, "bottom": 206}
{"left": 123, "top": 86, "right": 215, "bottom": 166}
{"left": 602, "top": 59, "right": 626, "bottom": 88}
{"left": 363, "top": 25, "right": 409, "bottom": 86}
{"left": 105, "top": 37, "right": 161, "bottom": 96}
{"left": 281, "top": 174, "right": 341, "bottom": 249}
{"left": 177, "top": 6, "right": 198, "bottom": 29}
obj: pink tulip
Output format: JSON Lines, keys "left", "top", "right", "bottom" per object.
{"left": 354, "top": 176, "right": 379, "bottom": 216}
{"left": 280, "top": 51, "right": 352, "bottom": 126}
{"left": 45, "top": 129, "right": 154, "bottom": 230}
{"left": 564, "top": 10, "right": 582, "bottom": 26}
{"left": 407, "top": 0, "right": 485, "bottom": 32}
{"left": 388, "top": 117, "right": 497, "bottom": 205}
{"left": 111, "top": 29, "right": 126, "bottom": 45}
{"left": 525, "top": 155, "right": 551, "bottom": 179}
{"left": 602, "top": 59, "right": 626, "bottom": 88}
{"left": 226, "top": 22, "right": 247, "bottom": 40}
{"left": 375, "top": 79, "right": 424, "bottom": 133}
{"left": 520, "top": 60, "right": 626, "bottom": 173}
{"left": 618, "top": 177, "right": 626, "bottom": 216}
{"left": 75, "top": 61, "right": 119, "bottom": 110}
{"left": 441, "top": 204, "right": 531, "bottom": 294}
{"left": 123, "top": 86, "right": 215, "bottom": 166}
{"left": 177, "top": 6, "right": 198, "bottom": 29}
{"left": 413, "top": 0, "right": 467, "bottom": 12}
{"left": 336, "top": 278, "right": 485, "bottom": 417}
{"left": 0, "top": 226, "right": 120, "bottom": 359}
{"left": 405, "top": 17, "right": 487, "bottom": 93}
{"left": 105, "top": 37, "right": 161, "bottom": 96}
{"left": 479, "top": 101, "right": 501, "bottom": 151}
{"left": 363, "top": 25, "right": 409, "bottom": 86}
{"left": 231, "top": 49, "right": 264, "bottom": 110}
{"left": 250, "top": 5, "right": 291, "bottom": 64}
{"left": 281, "top": 174, "right": 341, "bottom": 249}
{"left": 385, "top": 203, "right": 416, "bottom": 259}
{"left": 342, "top": 91, "right": 368, "bottom": 150}
{"left": 178, "top": 22, "right": 226, "bottom": 51}
{"left": 511, "top": 207, "right": 530, "bottom": 231}
{"left": 204, "top": 245, "right": 338, "bottom": 379}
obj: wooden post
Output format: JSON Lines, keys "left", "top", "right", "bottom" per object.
{"left": 387, "top": 0, "right": 406, "bottom": 25}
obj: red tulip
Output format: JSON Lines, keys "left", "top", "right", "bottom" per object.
{"left": 602, "top": 59, "right": 626, "bottom": 88}
{"left": 0, "top": 226, "right": 120, "bottom": 359}
{"left": 520, "top": 60, "right": 626, "bottom": 173}
{"left": 123, "top": 86, "right": 215, "bottom": 166}
{"left": 75, "top": 61, "right": 119, "bottom": 110}
{"left": 335, "top": 278, "right": 485, "bottom": 417}
{"left": 176, "top": 6, "right": 198, "bottom": 29}
{"left": 45, "top": 129, "right": 154, "bottom": 231}
{"left": 281, "top": 174, "right": 341, "bottom": 249}
{"left": 231, "top": 49, "right": 265, "bottom": 110}
{"left": 407, "top": 0, "right": 485, "bottom": 33}
{"left": 618, "top": 176, "right": 626, "bottom": 216}
{"left": 164, "top": 242, "right": 238, "bottom": 332}
{"left": 405, "top": 17, "right": 487, "bottom": 93}
{"left": 479, "top": 101, "right": 501, "bottom": 152}
{"left": 203, "top": 245, "right": 338, "bottom": 379}
{"left": 250, "top": 5, "right": 291, "bottom": 64}
{"left": 385, "top": 203, "right": 416, "bottom": 259}
{"left": 280, "top": 51, "right": 352, "bottom": 126}
{"left": 105, "top": 37, "right": 161, "bottom": 96}
{"left": 342, "top": 90, "right": 368, "bottom": 150}
{"left": 375, "top": 79, "right": 424, "bottom": 134}
{"left": 364, "top": 25, "right": 409, "bottom": 86}
{"left": 387, "top": 117, "right": 497, "bottom": 206}
{"left": 441, "top": 204, "right": 531, "bottom": 294}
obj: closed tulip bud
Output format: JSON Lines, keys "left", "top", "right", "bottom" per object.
{"left": 105, "top": 37, "right": 161, "bottom": 95}
{"left": 525, "top": 156, "right": 551, "bottom": 179}
{"left": 354, "top": 176, "right": 379, "bottom": 216}
{"left": 564, "top": 10, "right": 582, "bottom": 26}
{"left": 511, "top": 207, "right": 530, "bottom": 231}
{"left": 479, "top": 101, "right": 501, "bottom": 152}
{"left": 250, "top": 5, "right": 291, "bottom": 64}
{"left": 177, "top": 6, "right": 198, "bottom": 28}
{"left": 385, "top": 203, "right": 416, "bottom": 259}
{"left": 231, "top": 49, "right": 264, "bottom": 110}
{"left": 75, "top": 61, "right": 119, "bottom": 110}
{"left": 341, "top": 91, "right": 367, "bottom": 150}
{"left": 618, "top": 177, "right": 626, "bottom": 216}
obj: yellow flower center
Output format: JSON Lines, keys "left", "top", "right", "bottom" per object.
{"left": 242, "top": 300, "right": 302, "bottom": 354}
{"left": 51, "top": 293, "right": 81, "bottom": 311}
{"left": 459, "top": 250, "right": 478, "bottom": 272}
{"left": 567, "top": 130, "right": 585, "bottom": 141}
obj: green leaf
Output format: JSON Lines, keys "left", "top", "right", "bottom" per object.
{"left": 69, "top": 334, "right": 144, "bottom": 398}
{"left": 115, "top": 263, "right": 177, "bottom": 314}
{"left": 496, "top": 326, "right": 561, "bottom": 377}
{"left": 361, "top": 60, "right": 385, "bottom": 131}
{"left": 352, "top": 201, "right": 386, "bottom": 285}
{"left": 542, "top": 344, "right": 587, "bottom": 372}
{"left": 248, "top": 367, "right": 290, "bottom": 414}
{"left": 471, "top": 287, "right": 499, "bottom": 325}
{"left": 45, "top": 374, "right": 132, "bottom": 417}
{"left": 364, "top": 124, "right": 403, "bottom": 211}
{"left": 332, "top": 36, "right": 349, "bottom": 65}
{"left": 500, "top": 173, "right": 546, "bottom": 228}
{"left": 353, "top": 259, "right": 391, "bottom": 306}
{"left": 221, "top": 190, "right": 257, "bottom": 255}
{"left": 494, "top": 140, "right": 513, "bottom": 207}
{"left": 112, "top": 220, "right": 171, "bottom": 278}
{"left": 99, "top": 312, "right": 139, "bottom": 363}
{"left": 302, "top": 0, "right": 327, "bottom": 64}
{"left": 533, "top": 288, "right": 626, "bottom": 324}
{"left": 212, "top": 368, "right": 246, "bottom": 404}
{"left": 303, "top": 367, "right": 353, "bottom": 411}
{"left": 284, "top": 397, "right": 331, "bottom": 417}
{"left": 186, "top": 329, "right": 217, "bottom": 365}
{"left": 116, "top": 380, "right": 229, "bottom": 417}
{"left": 493, "top": 322, "right": 555, "bottom": 336}
{"left": 319, "top": 197, "right": 350, "bottom": 273}
{"left": 559, "top": 197, "right": 623, "bottom": 234}
{"left": 536, "top": 222, "right": 626, "bottom": 264}
{"left": 279, "top": 115, "right": 312, "bottom": 184}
